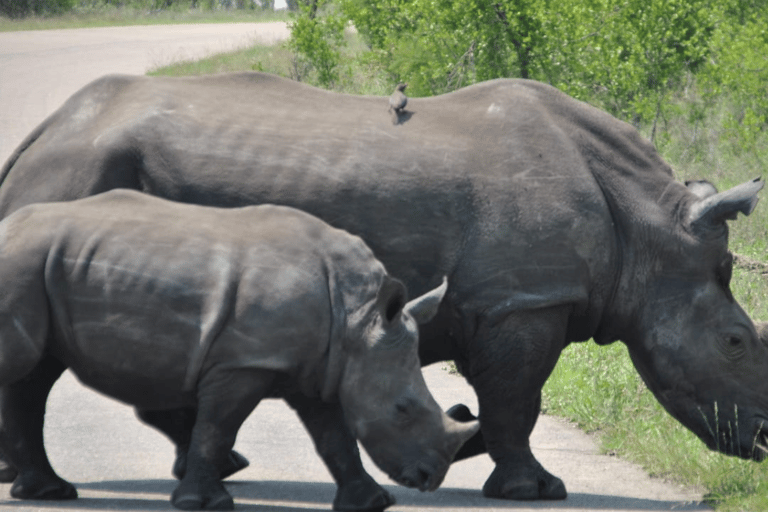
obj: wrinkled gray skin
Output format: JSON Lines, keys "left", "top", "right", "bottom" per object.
{"left": 0, "top": 189, "right": 478, "bottom": 511}
{"left": 0, "top": 72, "right": 766, "bottom": 504}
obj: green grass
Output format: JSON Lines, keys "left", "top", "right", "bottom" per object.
{"left": 149, "top": 28, "right": 391, "bottom": 96}
{"left": 149, "top": 39, "right": 295, "bottom": 78}
{"left": 0, "top": 6, "right": 287, "bottom": 32}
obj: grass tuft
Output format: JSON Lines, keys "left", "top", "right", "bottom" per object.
{"left": 0, "top": 6, "right": 287, "bottom": 32}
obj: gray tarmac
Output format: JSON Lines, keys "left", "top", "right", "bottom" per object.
{"left": 0, "top": 23, "right": 710, "bottom": 511}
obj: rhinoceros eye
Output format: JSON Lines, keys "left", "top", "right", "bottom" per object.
{"left": 394, "top": 395, "right": 420, "bottom": 423}
{"left": 722, "top": 335, "right": 746, "bottom": 361}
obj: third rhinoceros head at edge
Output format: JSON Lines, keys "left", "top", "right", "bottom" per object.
{"left": 333, "top": 276, "right": 479, "bottom": 491}
{"left": 609, "top": 177, "right": 768, "bottom": 461}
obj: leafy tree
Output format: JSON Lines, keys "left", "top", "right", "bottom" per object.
{"left": 288, "top": 0, "right": 347, "bottom": 87}
{"left": 336, "top": 0, "right": 716, "bottom": 130}
{"left": 574, "top": 0, "right": 715, "bottom": 136}
{"left": 0, "top": 0, "right": 77, "bottom": 17}
{"left": 699, "top": 0, "right": 768, "bottom": 151}
{"left": 341, "top": 0, "right": 556, "bottom": 95}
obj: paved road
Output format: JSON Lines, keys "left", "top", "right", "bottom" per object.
{"left": 0, "top": 24, "right": 710, "bottom": 511}
{"left": 0, "top": 22, "right": 289, "bottom": 162}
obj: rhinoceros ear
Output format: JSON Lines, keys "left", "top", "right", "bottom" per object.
{"left": 404, "top": 276, "right": 448, "bottom": 325}
{"left": 377, "top": 276, "right": 408, "bottom": 324}
{"left": 685, "top": 179, "right": 718, "bottom": 199}
{"left": 687, "top": 177, "right": 764, "bottom": 232}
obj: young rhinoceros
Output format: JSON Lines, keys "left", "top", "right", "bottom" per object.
{"left": 0, "top": 189, "right": 478, "bottom": 511}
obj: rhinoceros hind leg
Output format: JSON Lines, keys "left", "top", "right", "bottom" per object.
{"left": 10, "top": 472, "right": 77, "bottom": 500}
{"left": 219, "top": 450, "right": 249, "bottom": 479}
{"left": 172, "top": 446, "right": 250, "bottom": 481}
{"left": 0, "top": 356, "right": 69, "bottom": 500}
{"left": 282, "top": 392, "right": 394, "bottom": 512}
{"left": 136, "top": 407, "right": 250, "bottom": 480}
{"left": 0, "top": 458, "right": 17, "bottom": 483}
{"left": 171, "top": 482, "right": 233, "bottom": 511}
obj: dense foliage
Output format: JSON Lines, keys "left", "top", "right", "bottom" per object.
{"left": 0, "top": 0, "right": 275, "bottom": 18}
{"left": 0, "top": 0, "right": 77, "bottom": 17}
{"left": 287, "top": 0, "right": 346, "bottom": 86}
{"left": 288, "top": 0, "right": 767, "bottom": 147}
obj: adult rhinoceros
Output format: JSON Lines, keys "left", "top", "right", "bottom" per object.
{"left": 0, "top": 73, "right": 765, "bottom": 506}
{"left": 0, "top": 189, "right": 477, "bottom": 511}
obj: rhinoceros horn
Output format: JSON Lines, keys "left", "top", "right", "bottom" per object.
{"left": 405, "top": 276, "right": 449, "bottom": 324}
{"left": 688, "top": 177, "right": 764, "bottom": 230}
{"left": 447, "top": 412, "right": 480, "bottom": 442}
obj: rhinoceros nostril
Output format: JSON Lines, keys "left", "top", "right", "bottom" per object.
{"left": 417, "top": 467, "right": 432, "bottom": 491}
{"left": 397, "top": 464, "right": 433, "bottom": 490}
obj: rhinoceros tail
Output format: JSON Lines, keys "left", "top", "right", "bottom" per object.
{"left": 320, "top": 262, "right": 348, "bottom": 403}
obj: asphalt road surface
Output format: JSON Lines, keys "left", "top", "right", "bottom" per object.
{"left": 0, "top": 24, "right": 710, "bottom": 511}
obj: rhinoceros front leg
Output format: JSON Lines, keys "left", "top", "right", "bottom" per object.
{"left": 463, "top": 306, "right": 569, "bottom": 500}
{"left": 171, "top": 368, "right": 275, "bottom": 511}
{"left": 135, "top": 407, "right": 250, "bottom": 480}
{"left": 283, "top": 392, "right": 395, "bottom": 512}
{"left": 0, "top": 355, "right": 75, "bottom": 500}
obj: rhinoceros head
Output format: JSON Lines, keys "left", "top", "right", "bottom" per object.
{"left": 619, "top": 177, "right": 768, "bottom": 460}
{"left": 336, "top": 277, "right": 479, "bottom": 491}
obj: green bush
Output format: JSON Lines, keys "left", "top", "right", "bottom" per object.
{"left": 0, "top": 0, "right": 77, "bottom": 18}
{"left": 287, "top": 0, "right": 347, "bottom": 88}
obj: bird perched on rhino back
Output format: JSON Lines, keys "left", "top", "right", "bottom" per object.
{"left": 388, "top": 83, "right": 408, "bottom": 124}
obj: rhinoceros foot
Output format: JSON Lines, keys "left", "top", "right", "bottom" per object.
{"left": 0, "top": 458, "right": 17, "bottom": 483}
{"left": 10, "top": 472, "right": 77, "bottom": 500}
{"left": 482, "top": 459, "right": 566, "bottom": 500}
{"left": 173, "top": 450, "right": 249, "bottom": 481}
{"left": 171, "top": 481, "right": 233, "bottom": 511}
{"left": 332, "top": 473, "right": 395, "bottom": 512}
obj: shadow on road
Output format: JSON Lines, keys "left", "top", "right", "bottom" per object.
{"left": 0, "top": 479, "right": 703, "bottom": 511}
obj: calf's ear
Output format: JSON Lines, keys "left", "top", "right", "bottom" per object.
{"left": 687, "top": 177, "right": 763, "bottom": 232}
{"left": 377, "top": 276, "right": 408, "bottom": 324}
{"left": 404, "top": 276, "right": 448, "bottom": 325}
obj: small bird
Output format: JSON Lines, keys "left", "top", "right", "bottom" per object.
{"left": 388, "top": 82, "right": 408, "bottom": 124}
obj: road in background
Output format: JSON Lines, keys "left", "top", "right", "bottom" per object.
{"left": 0, "top": 24, "right": 709, "bottom": 511}
{"left": 0, "top": 22, "right": 289, "bottom": 162}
